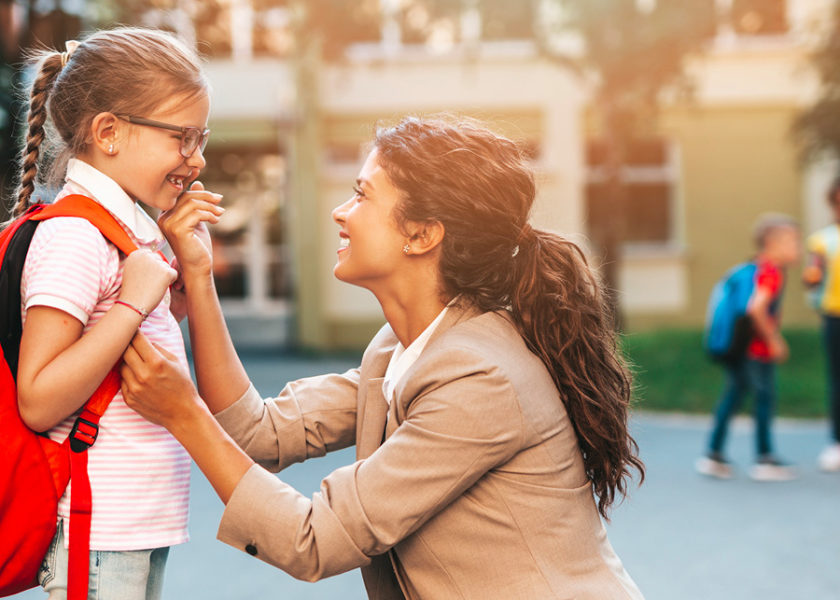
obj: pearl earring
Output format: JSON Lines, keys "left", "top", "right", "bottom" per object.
{"left": 403, "top": 244, "right": 410, "bottom": 254}
{"left": 108, "top": 144, "right": 114, "bottom": 154}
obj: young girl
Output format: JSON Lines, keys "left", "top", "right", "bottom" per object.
{"left": 12, "top": 28, "right": 222, "bottom": 599}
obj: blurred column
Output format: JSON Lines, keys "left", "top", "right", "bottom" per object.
{"left": 381, "top": 0, "right": 400, "bottom": 58}
{"left": 288, "top": 0, "right": 326, "bottom": 348}
{"left": 231, "top": 0, "right": 253, "bottom": 62}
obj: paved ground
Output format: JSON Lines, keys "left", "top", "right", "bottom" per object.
{"left": 13, "top": 351, "right": 840, "bottom": 600}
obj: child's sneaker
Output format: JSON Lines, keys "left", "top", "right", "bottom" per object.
{"left": 749, "top": 455, "right": 797, "bottom": 481}
{"left": 817, "top": 443, "right": 840, "bottom": 472}
{"left": 695, "top": 453, "right": 734, "bottom": 479}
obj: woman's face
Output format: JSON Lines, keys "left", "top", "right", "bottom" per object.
{"left": 331, "top": 149, "right": 408, "bottom": 291}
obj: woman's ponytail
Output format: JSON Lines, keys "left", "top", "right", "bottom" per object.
{"left": 14, "top": 52, "right": 63, "bottom": 217}
{"left": 510, "top": 229, "right": 643, "bottom": 518}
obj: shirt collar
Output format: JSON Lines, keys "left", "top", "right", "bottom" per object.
{"left": 383, "top": 304, "right": 451, "bottom": 403}
{"left": 64, "top": 158, "right": 164, "bottom": 247}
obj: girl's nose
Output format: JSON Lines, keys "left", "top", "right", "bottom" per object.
{"left": 187, "top": 145, "right": 207, "bottom": 170}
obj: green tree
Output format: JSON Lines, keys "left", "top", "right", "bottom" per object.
{"left": 793, "top": 0, "right": 840, "bottom": 162}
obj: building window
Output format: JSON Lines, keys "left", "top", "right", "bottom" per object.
{"left": 200, "top": 145, "right": 290, "bottom": 306}
{"left": 585, "top": 138, "right": 678, "bottom": 246}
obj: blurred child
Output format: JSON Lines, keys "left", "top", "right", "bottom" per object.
{"left": 696, "top": 214, "right": 801, "bottom": 481}
{"left": 803, "top": 176, "right": 840, "bottom": 472}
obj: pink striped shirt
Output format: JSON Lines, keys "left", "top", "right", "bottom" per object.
{"left": 20, "top": 159, "right": 190, "bottom": 551}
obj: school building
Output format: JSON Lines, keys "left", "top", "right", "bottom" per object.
{"left": 194, "top": 0, "right": 834, "bottom": 350}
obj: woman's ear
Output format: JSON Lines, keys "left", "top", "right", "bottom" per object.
{"left": 405, "top": 220, "right": 445, "bottom": 256}
{"left": 89, "top": 112, "right": 120, "bottom": 156}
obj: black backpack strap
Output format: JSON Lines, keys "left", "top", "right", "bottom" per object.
{"left": 0, "top": 219, "right": 40, "bottom": 382}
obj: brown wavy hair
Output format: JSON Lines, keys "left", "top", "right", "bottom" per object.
{"left": 9, "top": 27, "right": 207, "bottom": 219}
{"left": 374, "top": 116, "right": 644, "bottom": 518}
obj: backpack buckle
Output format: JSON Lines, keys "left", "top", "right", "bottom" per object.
{"left": 69, "top": 416, "right": 99, "bottom": 452}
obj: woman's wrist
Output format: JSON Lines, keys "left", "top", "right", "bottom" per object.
{"left": 182, "top": 267, "right": 215, "bottom": 293}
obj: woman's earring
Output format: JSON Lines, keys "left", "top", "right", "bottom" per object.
{"left": 403, "top": 244, "right": 411, "bottom": 255}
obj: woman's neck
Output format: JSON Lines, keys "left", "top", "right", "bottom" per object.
{"left": 376, "top": 288, "right": 448, "bottom": 348}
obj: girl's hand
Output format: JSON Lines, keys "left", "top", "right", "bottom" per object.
{"left": 119, "top": 249, "right": 177, "bottom": 315}
{"left": 158, "top": 181, "right": 223, "bottom": 277}
{"left": 121, "top": 331, "right": 205, "bottom": 430}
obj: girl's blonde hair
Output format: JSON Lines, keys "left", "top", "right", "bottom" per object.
{"left": 12, "top": 27, "right": 208, "bottom": 218}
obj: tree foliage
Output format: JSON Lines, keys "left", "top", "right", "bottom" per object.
{"left": 793, "top": 0, "right": 840, "bottom": 162}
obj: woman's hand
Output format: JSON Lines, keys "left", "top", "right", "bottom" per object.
{"left": 158, "top": 181, "right": 223, "bottom": 279}
{"left": 119, "top": 249, "right": 177, "bottom": 315}
{"left": 121, "top": 331, "right": 205, "bottom": 431}
{"left": 122, "top": 331, "right": 254, "bottom": 505}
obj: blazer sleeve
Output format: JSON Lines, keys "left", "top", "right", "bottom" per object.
{"left": 216, "top": 346, "right": 525, "bottom": 582}
{"left": 214, "top": 368, "right": 360, "bottom": 472}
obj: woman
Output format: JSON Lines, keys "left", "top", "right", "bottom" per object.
{"left": 121, "top": 116, "right": 645, "bottom": 599}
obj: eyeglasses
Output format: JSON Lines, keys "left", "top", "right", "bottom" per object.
{"left": 117, "top": 115, "right": 210, "bottom": 158}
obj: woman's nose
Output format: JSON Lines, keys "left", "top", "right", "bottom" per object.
{"left": 331, "top": 198, "right": 352, "bottom": 224}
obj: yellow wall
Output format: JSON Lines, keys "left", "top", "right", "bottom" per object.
{"left": 630, "top": 103, "right": 818, "bottom": 329}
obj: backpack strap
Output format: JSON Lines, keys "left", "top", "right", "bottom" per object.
{"left": 31, "top": 195, "right": 139, "bottom": 600}
{"left": 31, "top": 194, "right": 138, "bottom": 256}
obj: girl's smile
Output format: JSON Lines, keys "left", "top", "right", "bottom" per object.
{"left": 105, "top": 93, "right": 210, "bottom": 212}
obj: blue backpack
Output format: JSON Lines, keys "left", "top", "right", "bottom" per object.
{"left": 704, "top": 262, "right": 757, "bottom": 364}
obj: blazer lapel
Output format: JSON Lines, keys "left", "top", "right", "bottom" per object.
{"left": 390, "top": 301, "right": 483, "bottom": 425}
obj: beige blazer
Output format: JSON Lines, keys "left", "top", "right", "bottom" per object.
{"left": 215, "top": 304, "right": 644, "bottom": 600}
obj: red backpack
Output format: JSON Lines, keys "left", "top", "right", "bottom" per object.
{"left": 0, "top": 195, "right": 138, "bottom": 599}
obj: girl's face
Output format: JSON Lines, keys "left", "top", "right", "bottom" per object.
{"left": 112, "top": 92, "right": 210, "bottom": 212}
{"left": 331, "top": 149, "right": 408, "bottom": 292}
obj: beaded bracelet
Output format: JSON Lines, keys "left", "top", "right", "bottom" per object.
{"left": 114, "top": 299, "right": 149, "bottom": 320}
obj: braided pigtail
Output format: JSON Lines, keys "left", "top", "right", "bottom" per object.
{"left": 14, "top": 52, "right": 64, "bottom": 217}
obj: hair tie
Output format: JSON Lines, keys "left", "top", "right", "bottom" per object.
{"left": 60, "top": 40, "right": 79, "bottom": 68}
{"left": 511, "top": 223, "right": 534, "bottom": 258}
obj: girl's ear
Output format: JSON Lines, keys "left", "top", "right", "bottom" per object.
{"left": 89, "top": 112, "right": 120, "bottom": 155}
{"left": 405, "top": 220, "right": 445, "bottom": 256}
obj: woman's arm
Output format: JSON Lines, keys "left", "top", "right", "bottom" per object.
{"left": 157, "top": 183, "right": 250, "bottom": 413}
{"left": 122, "top": 335, "right": 523, "bottom": 582}
{"left": 17, "top": 249, "right": 176, "bottom": 431}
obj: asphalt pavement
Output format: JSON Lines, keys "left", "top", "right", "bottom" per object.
{"left": 12, "top": 351, "right": 840, "bottom": 600}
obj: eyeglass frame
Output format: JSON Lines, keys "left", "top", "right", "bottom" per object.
{"left": 116, "top": 115, "right": 210, "bottom": 158}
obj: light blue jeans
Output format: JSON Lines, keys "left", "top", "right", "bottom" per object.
{"left": 38, "top": 521, "right": 169, "bottom": 600}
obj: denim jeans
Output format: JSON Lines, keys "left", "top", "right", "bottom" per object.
{"left": 708, "top": 359, "right": 776, "bottom": 457}
{"left": 823, "top": 315, "right": 840, "bottom": 443}
{"left": 38, "top": 520, "right": 169, "bottom": 600}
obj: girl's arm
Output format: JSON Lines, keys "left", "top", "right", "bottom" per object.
{"left": 17, "top": 249, "right": 176, "bottom": 431}
{"left": 157, "top": 183, "right": 250, "bottom": 414}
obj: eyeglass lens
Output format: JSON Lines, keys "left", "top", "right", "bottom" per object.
{"left": 181, "top": 129, "right": 208, "bottom": 157}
